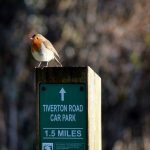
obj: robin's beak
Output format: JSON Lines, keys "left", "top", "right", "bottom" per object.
{"left": 30, "top": 37, "right": 33, "bottom": 40}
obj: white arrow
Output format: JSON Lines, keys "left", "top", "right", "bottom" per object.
{"left": 59, "top": 88, "right": 66, "bottom": 101}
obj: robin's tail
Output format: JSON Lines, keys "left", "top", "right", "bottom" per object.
{"left": 55, "top": 57, "right": 62, "bottom": 67}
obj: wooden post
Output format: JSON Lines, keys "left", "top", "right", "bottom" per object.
{"left": 36, "top": 66, "right": 101, "bottom": 150}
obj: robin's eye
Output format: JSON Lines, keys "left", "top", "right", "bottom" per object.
{"left": 36, "top": 37, "right": 38, "bottom": 39}
{"left": 32, "top": 34, "right": 36, "bottom": 38}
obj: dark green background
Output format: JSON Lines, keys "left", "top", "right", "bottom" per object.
{"left": 39, "top": 83, "right": 87, "bottom": 150}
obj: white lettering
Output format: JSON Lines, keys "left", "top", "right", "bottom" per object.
{"left": 49, "top": 114, "right": 76, "bottom": 122}
{"left": 43, "top": 105, "right": 67, "bottom": 112}
{"left": 69, "top": 105, "right": 83, "bottom": 112}
{"left": 62, "top": 114, "right": 76, "bottom": 122}
{"left": 50, "top": 114, "right": 61, "bottom": 121}
{"left": 57, "top": 129, "right": 82, "bottom": 138}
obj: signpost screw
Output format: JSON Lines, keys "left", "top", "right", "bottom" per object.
{"left": 41, "top": 86, "right": 46, "bottom": 91}
{"left": 80, "top": 86, "right": 84, "bottom": 91}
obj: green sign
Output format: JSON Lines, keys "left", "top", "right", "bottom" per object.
{"left": 39, "top": 83, "right": 87, "bottom": 150}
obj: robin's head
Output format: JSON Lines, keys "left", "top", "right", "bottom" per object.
{"left": 30, "top": 34, "right": 45, "bottom": 49}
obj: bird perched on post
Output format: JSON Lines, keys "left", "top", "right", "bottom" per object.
{"left": 30, "top": 34, "right": 62, "bottom": 68}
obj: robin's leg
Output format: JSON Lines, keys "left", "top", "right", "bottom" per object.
{"left": 41, "top": 62, "right": 48, "bottom": 69}
{"left": 46, "top": 62, "right": 49, "bottom": 67}
{"left": 37, "top": 62, "right": 41, "bottom": 68}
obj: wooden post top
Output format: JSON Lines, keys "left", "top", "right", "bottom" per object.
{"left": 36, "top": 66, "right": 94, "bottom": 83}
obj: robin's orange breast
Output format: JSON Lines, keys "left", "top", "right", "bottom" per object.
{"left": 31, "top": 38, "right": 42, "bottom": 52}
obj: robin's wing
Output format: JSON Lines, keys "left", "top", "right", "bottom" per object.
{"left": 43, "top": 40, "right": 60, "bottom": 58}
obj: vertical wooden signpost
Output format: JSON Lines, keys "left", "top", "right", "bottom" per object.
{"left": 36, "top": 67, "right": 101, "bottom": 150}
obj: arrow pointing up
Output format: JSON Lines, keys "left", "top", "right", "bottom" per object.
{"left": 59, "top": 88, "right": 66, "bottom": 101}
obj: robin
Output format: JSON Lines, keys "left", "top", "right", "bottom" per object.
{"left": 30, "top": 34, "right": 62, "bottom": 68}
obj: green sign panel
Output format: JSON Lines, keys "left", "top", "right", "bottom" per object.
{"left": 39, "top": 83, "right": 87, "bottom": 150}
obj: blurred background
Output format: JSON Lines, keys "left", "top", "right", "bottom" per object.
{"left": 0, "top": 0, "right": 150, "bottom": 149}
